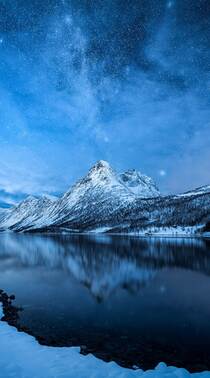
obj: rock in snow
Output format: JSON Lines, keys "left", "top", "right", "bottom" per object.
{"left": 0, "top": 160, "right": 210, "bottom": 233}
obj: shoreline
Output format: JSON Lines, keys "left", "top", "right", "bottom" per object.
{"left": 0, "top": 295, "right": 210, "bottom": 377}
{"left": 0, "top": 230, "right": 209, "bottom": 239}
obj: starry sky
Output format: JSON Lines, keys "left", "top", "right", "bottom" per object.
{"left": 0, "top": 0, "right": 209, "bottom": 204}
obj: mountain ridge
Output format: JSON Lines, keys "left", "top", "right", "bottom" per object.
{"left": 0, "top": 160, "right": 209, "bottom": 235}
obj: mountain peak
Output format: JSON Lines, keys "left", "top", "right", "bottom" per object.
{"left": 89, "top": 160, "right": 113, "bottom": 175}
{"left": 17, "top": 196, "right": 38, "bottom": 206}
{"left": 85, "top": 160, "right": 115, "bottom": 184}
{"left": 62, "top": 159, "right": 135, "bottom": 211}
{"left": 93, "top": 160, "right": 110, "bottom": 169}
{"left": 120, "top": 169, "right": 160, "bottom": 198}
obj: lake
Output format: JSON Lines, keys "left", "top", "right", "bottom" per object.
{"left": 0, "top": 233, "right": 210, "bottom": 372}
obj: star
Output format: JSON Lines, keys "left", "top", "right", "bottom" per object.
{"left": 159, "top": 170, "right": 167, "bottom": 177}
{"left": 65, "top": 15, "right": 72, "bottom": 25}
{"left": 167, "top": 1, "right": 174, "bottom": 9}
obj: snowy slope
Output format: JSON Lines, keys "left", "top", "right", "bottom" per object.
{"left": 0, "top": 196, "right": 55, "bottom": 231}
{"left": 177, "top": 185, "right": 210, "bottom": 198}
{"left": 0, "top": 207, "right": 8, "bottom": 222}
{"left": 120, "top": 169, "right": 160, "bottom": 197}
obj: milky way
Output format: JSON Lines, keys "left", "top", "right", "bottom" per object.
{"left": 0, "top": 0, "right": 209, "bottom": 202}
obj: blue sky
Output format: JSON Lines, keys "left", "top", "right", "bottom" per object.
{"left": 0, "top": 0, "right": 209, "bottom": 204}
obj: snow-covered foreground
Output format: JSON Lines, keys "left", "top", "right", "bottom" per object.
{"left": 0, "top": 307, "right": 210, "bottom": 378}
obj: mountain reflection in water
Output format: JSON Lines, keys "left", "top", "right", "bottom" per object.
{"left": 0, "top": 233, "right": 210, "bottom": 371}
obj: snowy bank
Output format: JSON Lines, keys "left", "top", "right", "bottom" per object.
{"left": 125, "top": 226, "right": 204, "bottom": 238}
{"left": 0, "top": 307, "right": 210, "bottom": 378}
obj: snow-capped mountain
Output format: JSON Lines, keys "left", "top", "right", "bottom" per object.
{"left": 120, "top": 169, "right": 160, "bottom": 197}
{"left": 0, "top": 160, "right": 136, "bottom": 232}
{"left": 28, "top": 160, "right": 138, "bottom": 231}
{"left": 177, "top": 185, "right": 210, "bottom": 198}
{"left": 0, "top": 160, "right": 210, "bottom": 234}
{"left": 0, "top": 196, "right": 55, "bottom": 232}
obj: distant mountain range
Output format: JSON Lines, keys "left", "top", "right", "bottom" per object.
{"left": 0, "top": 190, "right": 27, "bottom": 209}
{"left": 0, "top": 160, "right": 210, "bottom": 235}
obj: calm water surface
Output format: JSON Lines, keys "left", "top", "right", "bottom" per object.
{"left": 0, "top": 233, "right": 210, "bottom": 371}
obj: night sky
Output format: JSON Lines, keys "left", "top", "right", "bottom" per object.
{"left": 0, "top": 0, "right": 209, "bottom": 203}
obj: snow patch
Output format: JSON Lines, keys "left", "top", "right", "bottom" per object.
{"left": 89, "top": 227, "right": 112, "bottom": 233}
{"left": 0, "top": 305, "right": 210, "bottom": 377}
{"left": 130, "top": 225, "right": 204, "bottom": 237}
